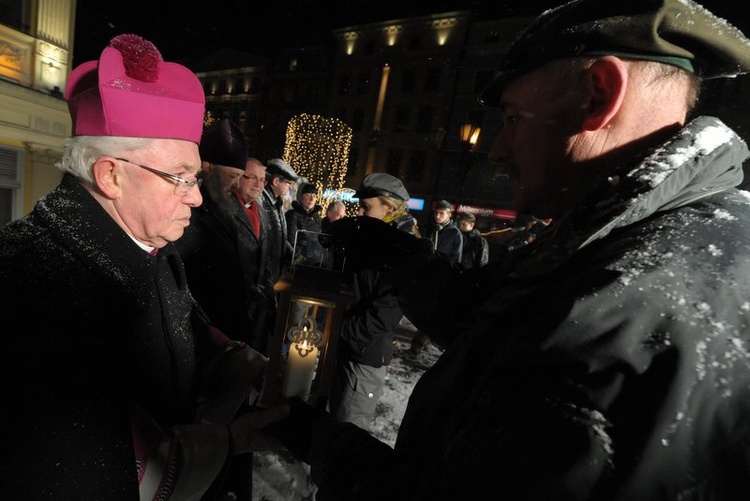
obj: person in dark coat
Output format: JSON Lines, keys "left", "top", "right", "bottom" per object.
{"left": 285, "top": 182, "right": 325, "bottom": 267}
{"left": 262, "top": 158, "right": 299, "bottom": 283}
{"left": 423, "top": 199, "right": 463, "bottom": 263}
{"left": 412, "top": 199, "right": 463, "bottom": 353}
{"left": 328, "top": 172, "right": 417, "bottom": 430}
{"left": 456, "top": 211, "right": 489, "bottom": 268}
{"left": 175, "top": 119, "right": 261, "bottom": 348}
{"left": 0, "top": 34, "right": 286, "bottom": 500}
{"left": 265, "top": 1, "right": 750, "bottom": 500}
{"left": 233, "top": 157, "right": 275, "bottom": 355}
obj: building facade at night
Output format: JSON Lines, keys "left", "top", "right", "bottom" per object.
{"left": 0, "top": 0, "right": 75, "bottom": 225}
{"left": 194, "top": 11, "right": 536, "bottom": 228}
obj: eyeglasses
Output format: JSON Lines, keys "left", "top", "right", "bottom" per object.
{"left": 115, "top": 157, "right": 199, "bottom": 196}
{"left": 242, "top": 173, "right": 265, "bottom": 184}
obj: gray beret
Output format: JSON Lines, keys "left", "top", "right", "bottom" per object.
{"left": 354, "top": 172, "right": 409, "bottom": 202}
{"left": 266, "top": 158, "right": 299, "bottom": 182}
{"left": 480, "top": 0, "right": 750, "bottom": 106}
{"left": 199, "top": 119, "right": 247, "bottom": 169}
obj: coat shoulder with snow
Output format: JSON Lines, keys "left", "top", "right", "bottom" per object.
{"left": 0, "top": 175, "right": 251, "bottom": 499}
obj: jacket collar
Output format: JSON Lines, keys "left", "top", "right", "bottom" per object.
{"left": 519, "top": 116, "right": 748, "bottom": 276}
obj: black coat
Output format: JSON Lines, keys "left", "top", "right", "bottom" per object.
{"left": 176, "top": 187, "right": 268, "bottom": 348}
{"left": 0, "top": 175, "right": 202, "bottom": 498}
{"left": 285, "top": 201, "right": 325, "bottom": 266}
{"left": 261, "top": 186, "right": 293, "bottom": 284}
{"left": 424, "top": 219, "right": 463, "bottom": 263}
{"left": 338, "top": 212, "right": 416, "bottom": 368}
{"left": 459, "top": 228, "right": 489, "bottom": 268}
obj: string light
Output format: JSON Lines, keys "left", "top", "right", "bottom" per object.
{"left": 283, "top": 113, "right": 353, "bottom": 212}
{"left": 203, "top": 110, "right": 216, "bottom": 128}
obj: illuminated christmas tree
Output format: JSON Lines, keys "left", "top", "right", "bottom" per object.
{"left": 283, "top": 113, "right": 353, "bottom": 213}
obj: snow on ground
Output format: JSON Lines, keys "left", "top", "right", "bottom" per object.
{"left": 252, "top": 339, "right": 444, "bottom": 500}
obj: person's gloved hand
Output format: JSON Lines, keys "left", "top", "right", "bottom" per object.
{"left": 326, "top": 216, "right": 433, "bottom": 273}
{"left": 265, "top": 397, "right": 331, "bottom": 462}
{"left": 229, "top": 403, "right": 291, "bottom": 455}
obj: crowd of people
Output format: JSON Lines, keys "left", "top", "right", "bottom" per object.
{"left": 4, "top": 0, "right": 750, "bottom": 499}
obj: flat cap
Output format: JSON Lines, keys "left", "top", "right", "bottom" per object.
{"left": 457, "top": 212, "right": 476, "bottom": 223}
{"left": 199, "top": 119, "right": 247, "bottom": 169}
{"left": 354, "top": 172, "right": 409, "bottom": 202}
{"left": 435, "top": 200, "right": 453, "bottom": 212}
{"left": 480, "top": 0, "right": 750, "bottom": 106}
{"left": 266, "top": 158, "right": 299, "bottom": 182}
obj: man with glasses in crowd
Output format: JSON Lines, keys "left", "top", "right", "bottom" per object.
{"left": 234, "top": 157, "right": 276, "bottom": 355}
{"left": 0, "top": 34, "right": 287, "bottom": 499}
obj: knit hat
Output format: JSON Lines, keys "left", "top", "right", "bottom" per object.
{"left": 199, "top": 119, "right": 247, "bottom": 169}
{"left": 266, "top": 158, "right": 299, "bottom": 182}
{"left": 354, "top": 172, "right": 410, "bottom": 202}
{"left": 65, "top": 34, "right": 205, "bottom": 143}
{"left": 480, "top": 0, "right": 750, "bottom": 106}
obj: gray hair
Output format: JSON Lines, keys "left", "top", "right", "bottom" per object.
{"left": 55, "top": 136, "right": 152, "bottom": 185}
{"left": 327, "top": 200, "right": 346, "bottom": 212}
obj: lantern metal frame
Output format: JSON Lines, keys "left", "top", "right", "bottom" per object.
{"left": 259, "top": 262, "right": 354, "bottom": 409}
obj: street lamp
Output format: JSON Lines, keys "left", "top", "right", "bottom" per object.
{"left": 458, "top": 122, "right": 481, "bottom": 182}
{"left": 460, "top": 122, "right": 481, "bottom": 151}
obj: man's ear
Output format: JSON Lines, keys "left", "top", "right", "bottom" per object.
{"left": 92, "top": 157, "right": 122, "bottom": 199}
{"left": 581, "top": 56, "right": 628, "bottom": 131}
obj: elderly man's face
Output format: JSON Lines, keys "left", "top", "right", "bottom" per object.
{"left": 114, "top": 138, "right": 202, "bottom": 247}
{"left": 488, "top": 61, "right": 584, "bottom": 219}
{"left": 327, "top": 204, "right": 346, "bottom": 221}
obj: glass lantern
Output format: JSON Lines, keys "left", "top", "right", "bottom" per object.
{"left": 259, "top": 229, "right": 354, "bottom": 409}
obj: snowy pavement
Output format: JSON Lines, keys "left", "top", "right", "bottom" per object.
{"left": 252, "top": 340, "right": 444, "bottom": 500}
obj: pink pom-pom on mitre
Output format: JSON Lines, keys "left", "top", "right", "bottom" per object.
{"left": 109, "top": 34, "right": 162, "bottom": 83}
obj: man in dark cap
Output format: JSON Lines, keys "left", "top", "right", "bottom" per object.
{"left": 424, "top": 199, "right": 462, "bottom": 264}
{"left": 411, "top": 198, "right": 463, "bottom": 354}
{"left": 262, "top": 157, "right": 299, "bottom": 282}
{"left": 265, "top": 1, "right": 750, "bottom": 499}
{"left": 456, "top": 211, "right": 489, "bottom": 269}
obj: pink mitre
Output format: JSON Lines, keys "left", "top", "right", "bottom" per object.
{"left": 65, "top": 34, "right": 205, "bottom": 143}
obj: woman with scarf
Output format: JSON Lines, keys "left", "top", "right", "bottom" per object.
{"left": 327, "top": 173, "right": 417, "bottom": 430}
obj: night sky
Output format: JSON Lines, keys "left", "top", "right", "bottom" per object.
{"left": 70, "top": 0, "right": 567, "bottom": 66}
{"left": 72, "top": 0, "right": 750, "bottom": 69}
